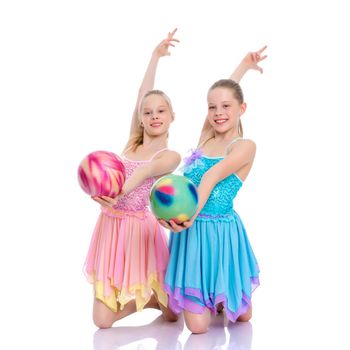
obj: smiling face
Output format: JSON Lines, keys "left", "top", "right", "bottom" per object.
{"left": 207, "top": 87, "right": 246, "bottom": 134}
{"left": 139, "top": 93, "right": 174, "bottom": 137}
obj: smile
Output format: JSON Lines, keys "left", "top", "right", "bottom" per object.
{"left": 150, "top": 122, "right": 163, "bottom": 127}
{"left": 214, "top": 118, "right": 228, "bottom": 124}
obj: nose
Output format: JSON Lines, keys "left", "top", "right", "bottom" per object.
{"left": 215, "top": 108, "right": 224, "bottom": 116}
{"left": 151, "top": 113, "right": 159, "bottom": 119}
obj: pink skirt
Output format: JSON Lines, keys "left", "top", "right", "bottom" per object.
{"left": 84, "top": 206, "right": 169, "bottom": 312}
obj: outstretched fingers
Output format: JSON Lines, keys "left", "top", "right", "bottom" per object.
{"left": 255, "top": 45, "right": 268, "bottom": 62}
{"left": 167, "top": 28, "right": 180, "bottom": 44}
{"left": 250, "top": 45, "right": 268, "bottom": 73}
{"left": 168, "top": 28, "right": 178, "bottom": 39}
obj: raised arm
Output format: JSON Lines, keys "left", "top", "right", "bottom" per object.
{"left": 198, "top": 46, "right": 267, "bottom": 145}
{"left": 129, "top": 29, "right": 179, "bottom": 137}
{"left": 230, "top": 45, "right": 267, "bottom": 82}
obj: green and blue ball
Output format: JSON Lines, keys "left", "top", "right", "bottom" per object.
{"left": 150, "top": 174, "right": 198, "bottom": 223}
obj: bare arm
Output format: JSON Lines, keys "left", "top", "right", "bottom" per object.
{"left": 162, "top": 140, "right": 256, "bottom": 232}
{"left": 230, "top": 45, "right": 267, "bottom": 82}
{"left": 192, "top": 140, "right": 255, "bottom": 216}
{"left": 93, "top": 151, "right": 181, "bottom": 207}
{"left": 197, "top": 46, "right": 267, "bottom": 145}
{"left": 129, "top": 29, "right": 179, "bottom": 137}
{"left": 121, "top": 151, "right": 181, "bottom": 195}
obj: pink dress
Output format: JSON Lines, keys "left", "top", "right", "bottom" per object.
{"left": 84, "top": 149, "right": 169, "bottom": 312}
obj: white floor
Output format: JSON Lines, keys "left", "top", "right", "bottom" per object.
{"left": 93, "top": 312, "right": 253, "bottom": 350}
{"left": 3, "top": 277, "right": 347, "bottom": 350}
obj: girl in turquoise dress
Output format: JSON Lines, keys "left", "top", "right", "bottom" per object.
{"left": 159, "top": 47, "right": 267, "bottom": 333}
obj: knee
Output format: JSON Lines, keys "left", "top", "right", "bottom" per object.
{"left": 187, "top": 323, "right": 209, "bottom": 334}
{"left": 237, "top": 314, "right": 251, "bottom": 322}
{"left": 185, "top": 318, "right": 210, "bottom": 334}
{"left": 184, "top": 309, "right": 211, "bottom": 334}
{"left": 237, "top": 310, "right": 252, "bottom": 322}
{"left": 93, "top": 315, "right": 113, "bottom": 329}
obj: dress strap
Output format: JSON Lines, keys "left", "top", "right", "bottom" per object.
{"left": 225, "top": 137, "right": 243, "bottom": 155}
{"left": 149, "top": 148, "right": 169, "bottom": 161}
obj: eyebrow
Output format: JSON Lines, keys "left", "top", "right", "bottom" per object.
{"left": 208, "top": 101, "right": 233, "bottom": 104}
{"left": 143, "top": 105, "right": 168, "bottom": 109}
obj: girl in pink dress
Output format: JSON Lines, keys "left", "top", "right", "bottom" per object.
{"left": 84, "top": 29, "right": 180, "bottom": 328}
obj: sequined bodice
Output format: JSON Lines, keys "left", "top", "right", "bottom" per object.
{"left": 183, "top": 152, "right": 242, "bottom": 217}
{"left": 113, "top": 158, "right": 155, "bottom": 211}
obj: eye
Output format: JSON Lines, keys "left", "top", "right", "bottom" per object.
{"left": 158, "top": 109, "right": 165, "bottom": 113}
{"left": 223, "top": 104, "right": 230, "bottom": 108}
{"left": 144, "top": 111, "right": 151, "bottom": 116}
{"left": 208, "top": 106, "right": 215, "bottom": 110}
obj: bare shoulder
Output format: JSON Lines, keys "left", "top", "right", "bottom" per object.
{"left": 231, "top": 138, "right": 256, "bottom": 152}
{"left": 226, "top": 139, "right": 256, "bottom": 162}
{"left": 154, "top": 150, "right": 181, "bottom": 163}
{"left": 240, "top": 138, "right": 256, "bottom": 151}
{"left": 149, "top": 149, "right": 181, "bottom": 175}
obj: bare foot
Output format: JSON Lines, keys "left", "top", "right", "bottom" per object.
{"left": 216, "top": 303, "right": 224, "bottom": 314}
{"left": 159, "top": 303, "right": 178, "bottom": 322}
{"left": 145, "top": 294, "right": 161, "bottom": 310}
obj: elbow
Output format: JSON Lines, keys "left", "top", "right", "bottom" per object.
{"left": 159, "top": 152, "right": 182, "bottom": 175}
{"left": 172, "top": 153, "right": 182, "bottom": 171}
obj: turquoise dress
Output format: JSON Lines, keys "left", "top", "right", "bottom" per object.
{"left": 164, "top": 141, "right": 260, "bottom": 322}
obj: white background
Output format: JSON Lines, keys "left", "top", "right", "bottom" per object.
{"left": 1, "top": 0, "right": 350, "bottom": 349}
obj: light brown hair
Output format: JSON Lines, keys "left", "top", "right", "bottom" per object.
{"left": 208, "top": 79, "right": 244, "bottom": 136}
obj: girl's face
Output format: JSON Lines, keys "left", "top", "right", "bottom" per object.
{"left": 140, "top": 94, "right": 173, "bottom": 137}
{"left": 207, "top": 87, "right": 246, "bottom": 133}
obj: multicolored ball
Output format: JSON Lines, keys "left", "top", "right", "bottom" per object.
{"left": 150, "top": 174, "right": 198, "bottom": 224}
{"left": 77, "top": 150, "right": 125, "bottom": 198}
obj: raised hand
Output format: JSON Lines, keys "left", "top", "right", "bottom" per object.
{"left": 128, "top": 28, "right": 180, "bottom": 137}
{"left": 152, "top": 28, "right": 180, "bottom": 58}
{"left": 241, "top": 45, "right": 268, "bottom": 74}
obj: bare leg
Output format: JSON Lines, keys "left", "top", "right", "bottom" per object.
{"left": 93, "top": 293, "right": 168, "bottom": 328}
{"left": 237, "top": 304, "right": 252, "bottom": 322}
{"left": 93, "top": 298, "right": 138, "bottom": 328}
{"left": 152, "top": 289, "right": 178, "bottom": 322}
{"left": 184, "top": 308, "right": 211, "bottom": 334}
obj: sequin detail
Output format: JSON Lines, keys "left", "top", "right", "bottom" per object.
{"left": 183, "top": 151, "right": 242, "bottom": 216}
{"left": 113, "top": 158, "right": 155, "bottom": 211}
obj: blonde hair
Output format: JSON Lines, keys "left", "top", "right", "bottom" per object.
{"left": 208, "top": 79, "right": 244, "bottom": 137}
{"left": 126, "top": 90, "right": 174, "bottom": 152}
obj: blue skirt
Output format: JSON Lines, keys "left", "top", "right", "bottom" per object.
{"left": 164, "top": 211, "right": 260, "bottom": 322}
